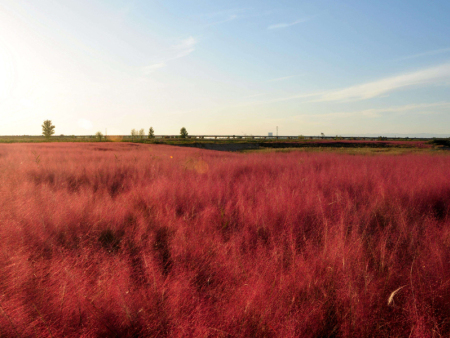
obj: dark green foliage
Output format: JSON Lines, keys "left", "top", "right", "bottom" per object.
{"left": 430, "top": 138, "right": 450, "bottom": 147}
{"left": 180, "top": 127, "right": 188, "bottom": 138}
{"left": 42, "top": 120, "right": 55, "bottom": 138}
{"left": 148, "top": 127, "right": 155, "bottom": 139}
{"left": 95, "top": 131, "right": 103, "bottom": 141}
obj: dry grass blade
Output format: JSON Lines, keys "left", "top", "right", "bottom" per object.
{"left": 388, "top": 285, "right": 406, "bottom": 306}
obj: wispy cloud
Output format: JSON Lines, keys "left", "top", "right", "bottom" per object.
{"left": 359, "top": 102, "right": 450, "bottom": 116}
{"left": 143, "top": 36, "right": 197, "bottom": 74}
{"left": 199, "top": 8, "right": 249, "bottom": 19}
{"left": 314, "top": 63, "right": 450, "bottom": 102}
{"left": 301, "top": 102, "right": 450, "bottom": 119}
{"left": 393, "top": 47, "right": 450, "bottom": 62}
{"left": 197, "top": 8, "right": 248, "bottom": 27}
{"left": 238, "top": 63, "right": 450, "bottom": 107}
{"left": 268, "top": 17, "right": 312, "bottom": 30}
{"left": 198, "top": 8, "right": 274, "bottom": 28}
{"left": 267, "top": 75, "right": 296, "bottom": 82}
{"left": 171, "top": 36, "right": 197, "bottom": 59}
{"left": 237, "top": 91, "right": 325, "bottom": 107}
{"left": 244, "top": 93, "right": 267, "bottom": 99}
{"left": 143, "top": 63, "right": 166, "bottom": 74}
{"left": 205, "top": 14, "right": 238, "bottom": 27}
{"left": 352, "top": 102, "right": 449, "bottom": 118}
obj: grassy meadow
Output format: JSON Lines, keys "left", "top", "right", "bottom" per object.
{"left": 0, "top": 143, "right": 449, "bottom": 337}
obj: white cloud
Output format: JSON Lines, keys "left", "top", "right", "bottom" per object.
{"left": 298, "top": 102, "right": 450, "bottom": 119}
{"left": 143, "top": 63, "right": 166, "bottom": 74}
{"left": 77, "top": 118, "right": 93, "bottom": 130}
{"left": 199, "top": 8, "right": 248, "bottom": 18}
{"left": 268, "top": 17, "right": 312, "bottom": 30}
{"left": 171, "top": 36, "right": 197, "bottom": 59}
{"left": 244, "top": 93, "right": 267, "bottom": 98}
{"left": 357, "top": 102, "right": 450, "bottom": 117}
{"left": 267, "top": 75, "right": 296, "bottom": 82}
{"left": 205, "top": 14, "right": 238, "bottom": 27}
{"left": 198, "top": 8, "right": 247, "bottom": 25}
{"left": 238, "top": 62, "right": 450, "bottom": 113}
{"left": 143, "top": 36, "right": 197, "bottom": 74}
{"left": 235, "top": 91, "right": 325, "bottom": 108}
{"left": 201, "top": 8, "right": 274, "bottom": 28}
{"left": 174, "top": 36, "right": 196, "bottom": 50}
{"left": 393, "top": 47, "right": 450, "bottom": 62}
{"left": 237, "top": 63, "right": 450, "bottom": 107}
{"left": 258, "top": 92, "right": 325, "bottom": 104}
{"left": 315, "top": 63, "right": 450, "bottom": 102}
{"left": 252, "top": 62, "right": 450, "bottom": 105}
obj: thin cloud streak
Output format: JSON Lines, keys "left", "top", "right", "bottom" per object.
{"left": 268, "top": 17, "right": 312, "bottom": 30}
{"left": 143, "top": 36, "right": 197, "bottom": 74}
{"left": 237, "top": 63, "right": 450, "bottom": 107}
{"left": 244, "top": 93, "right": 267, "bottom": 99}
{"left": 359, "top": 102, "right": 450, "bottom": 115}
{"left": 267, "top": 75, "right": 296, "bottom": 82}
{"left": 351, "top": 102, "right": 450, "bottom": 118}
{"left": 204, "top": 14, "right": 238, "bottom": 27}
{"left": 237, "top": 91, "right": 327, "bottom": 108}
{"left": 393, "top": 47, "right": 450, "bottom": 62}
{"left": 197, "top": 8, "right": 248, "bottom": 27}
{"left": 202, "top": 8, "right": 274, "bottom": 28}
{"left": 315, "top": 62, "right": 450, "bottom": 102}
{"left": 198, "top": 8, "right": 249, "bottom": 19}
{"left": 297, "top": 102, "right": 450, "bottom": 119}
{"left": 143, "top": 63, "right": 166, "bottom": 74}
{"left": 168, "top": 36, "right": 197, "bottom": 60}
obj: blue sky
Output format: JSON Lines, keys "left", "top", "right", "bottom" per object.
{"left": 1, "top": 0, "right": 450, "bottom": 136}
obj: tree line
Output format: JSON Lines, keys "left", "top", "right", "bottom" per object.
{"left": 42, "top": 120, "right": 189, "bottom": 141}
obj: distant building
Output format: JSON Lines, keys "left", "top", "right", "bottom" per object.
{"left": 268, "top": 132, "right": 273, "bottom": 137}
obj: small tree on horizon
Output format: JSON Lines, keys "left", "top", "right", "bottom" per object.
{"left": 148, "top": 127, "right": 155, "bottom": 139}
{"left": 139, "top": 128, "right": 145, "bottom": 139}
{"left": 131, "top": 129, "right": 137, "bottom": 141}
{"left": 42, "top": 120, "right": 55, "bottom": 139}
{"left": 95, "top": 131, "right": 103, "bottom": 141}
{"left": 180, "top": 127, "right": 188, "bottom": 139}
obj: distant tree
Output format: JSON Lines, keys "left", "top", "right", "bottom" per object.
{"left": 139, "top": 128, "right": 145, "bottom": 139}
{"left": 131, "top": 129, "right": 137, "bottom": 141}
{"left": 148, "top": 127, "right": 155, "bottom": 139}
{"left": 42, "top": 120, "right": 55, "bottom": 139}
{"left": 180, "top": 127, "right": 188, "bottom": 139}
{"left": 95, "top": 131, "right": 103, "bottom": 141}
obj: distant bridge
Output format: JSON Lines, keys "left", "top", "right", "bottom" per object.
{"left": 0, "top": 135, "right": 442, "bottom": 141}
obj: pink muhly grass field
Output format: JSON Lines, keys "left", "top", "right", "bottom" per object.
{"left": 0, "top": 143, "right": 449, "bottom": 337}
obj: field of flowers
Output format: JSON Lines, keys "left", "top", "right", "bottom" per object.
{"left": 0, "top": 143, "right": 449, "bottom": 337}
